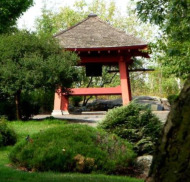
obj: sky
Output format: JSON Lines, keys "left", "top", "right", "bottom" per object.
{"left": 17, "top": 0, "right": 130, "bottom": 31}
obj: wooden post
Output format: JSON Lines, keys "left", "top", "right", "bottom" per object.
{"left": 61, "top": 95, "right": 69, "bottom": 114}
{"left": 51, "top": 88, "right": 69, "bottom": 115}
{"left": 119, "top": 56, "right": 132, "bottom": 105}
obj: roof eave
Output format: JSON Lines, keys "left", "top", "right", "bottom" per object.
{"left": 66, "top": 44, "right": 148, "bottom": 51}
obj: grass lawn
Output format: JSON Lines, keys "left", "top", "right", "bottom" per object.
{"left": 0, "top": 119, "right": 143, "bottom": 182}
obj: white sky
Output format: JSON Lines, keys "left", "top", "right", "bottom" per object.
{"left": 17, "top": 0, "right": 130, "bottom": 31}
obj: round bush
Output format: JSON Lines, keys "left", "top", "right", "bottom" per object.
{"left": 0, "top": 118, "right": 17, "bottom": 147}
{"left": 99, "top": 103, "right": 163, "bottom": 155}
{"left": 10, "top": 124, "right": 136, "bottom": 174}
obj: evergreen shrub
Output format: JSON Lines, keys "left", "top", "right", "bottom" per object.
{"left": 0, "top": 118, "right": 17, "bottom": 147}
{"left": 99, "top": 103, "right": 163, "bottom": 155}
{"left": 70, "top": 96, "right": 83, "bottom": 107}
{"left": 0, "top": 90, "right": 54, "bottom": 120}
{"left": 167, "top": 94, "right": 179, "bottom": 105}
{"left": 10, "top": 124, "right": 136, "bottom": 174}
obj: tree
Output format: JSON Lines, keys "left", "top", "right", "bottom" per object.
{"left": 136, "top": 0, "right": 190, "bottom": 79}
{"left": 0, "top": 0, "right": 33, "bottom": 34}
{"left": 146, "top": 76, "right": 190, "bottom": 182}
{"left": 0, "top": 31, "right": 78, "bottom": 120}
{"left": 36, "top": 0, "right": 156, "bottom": 41}
{"left": 135, "top": 1, "right": 190, "bottom": 181}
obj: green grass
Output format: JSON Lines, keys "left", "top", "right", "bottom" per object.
{"left": 0, "top": 119, "right": 143, "bottom": 182}
{"left": 7, "top": 119, "right": 67, "bottom": 140}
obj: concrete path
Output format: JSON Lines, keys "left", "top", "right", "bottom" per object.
{"left": 33, "top": 111, "right": 170, "bottom": 126}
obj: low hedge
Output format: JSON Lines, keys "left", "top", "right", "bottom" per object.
{"left": 10, "top": 124, "right": 136, "bottom": 174}
{"left": 99, "top": 103, "right": 163, "bottom": 155}
{"left": 0, "top": 118, "right": 17, "bottom": 147}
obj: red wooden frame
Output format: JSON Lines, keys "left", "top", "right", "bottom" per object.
{"left": 52, "top": 45, "right": 149, "bottom": 115}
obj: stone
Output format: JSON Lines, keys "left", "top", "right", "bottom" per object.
{"left": 160, "top": 98, "right": 170, "bottom": 110}
{"left": 133, "top": 96, "right": 164, "bottom": 111}
{"left": 136, "top": 155, "right": 153, "bottom": 178}
{"left": 86, "top": 98, "right": 122, "bottom": 111}
{"left": 70, "top": 96, "right": 169, "bottom": 112}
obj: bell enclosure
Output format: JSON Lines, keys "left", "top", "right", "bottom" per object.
{"left": 51, "top": 14, "right": 149, "bottom": 115}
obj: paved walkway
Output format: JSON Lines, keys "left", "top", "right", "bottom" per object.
{"left": 33, "top": 111, "right": 170, "bottom": 126}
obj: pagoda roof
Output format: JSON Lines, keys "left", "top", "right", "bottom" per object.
{"left": 54, "top": 14, "right": 147, "bottom": 49}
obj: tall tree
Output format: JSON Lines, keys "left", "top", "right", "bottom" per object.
{"left": 136, "top": 0, "right": 190, "bottom": 79}
{"left": 0, "top": 31, "right": 78, "bottom": 120}
{"left": 135, "top": 1, "right": 190, "bottom": 181}
{"left": 0, "top": 0, "right": 33, "bottom": 34}
{"left": 146, "top": 76, "right": 190, "bottom": 182}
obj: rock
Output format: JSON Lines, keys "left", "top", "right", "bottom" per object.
{"left": 70, "top": 96, "right": 169, "bottom": 112}
{"left": 133, "top": 96, "right": 164, "bottom": 111}
{"left": 86, "top": 98, "right": 122, "bottom": 111}
{"left": 136, "top": 155, "right": 153, "bottom": 178}
{"left": 160, "top": 98, "right": 170, "bottom": 110}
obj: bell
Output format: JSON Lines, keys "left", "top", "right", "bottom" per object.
{"left": 86, "top": 64, "right": 102, "bottom": 77}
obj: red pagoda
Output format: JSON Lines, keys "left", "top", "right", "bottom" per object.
{"left": 52, "top": 14, "right": 149, "bottom": 115}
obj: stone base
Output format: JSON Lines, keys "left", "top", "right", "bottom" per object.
{"left": 62, "top": 110, "right": 69, "bottom": 115}
{"left": 51, "top": 110, "right": 69, "bottom": 116}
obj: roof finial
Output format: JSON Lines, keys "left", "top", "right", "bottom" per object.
{"left": 88, "top": 13, "right": 97, "bottom": 17}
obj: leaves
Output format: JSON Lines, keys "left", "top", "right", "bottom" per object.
{"left": 99, "top": 103, "right": 163, "bottom": 155}
{"left": 136, "top": 0, "right": 190, "bottom": 79}
{"left": 0, "top": 0, "right": 33, "bottom": 34}
{"left": 0, "top": 31, "right": 78, "bottom": 95}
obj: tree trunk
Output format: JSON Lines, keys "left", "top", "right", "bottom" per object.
{"left": 146, "top": 76, "right": 190, "bottom": 182}
{"left": 15, "top": 90, "right": 21, "bottom": 120}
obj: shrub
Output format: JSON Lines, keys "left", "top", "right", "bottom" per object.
{"left": 10, "top": 124, "right": 136, "bottom": 174}
{"left": 167, "top": 94, "right": 179, "bottom": 105}
{"left": 99, "top": 103, "right": 163, "bottom": 155}
{"left": 0, "top": 118, "right": 17, "bottom": 147}
{"left": 20, "top": 90, "right": 54, "bottom": 120}
{"left": 70, "top": 96, "right": 83, "bottom": 107}
{"left": 0, "top": 89, "right": 54, "bottom": 120}
{"left": 0, "top": 93, "right": 16, "bottom": 120}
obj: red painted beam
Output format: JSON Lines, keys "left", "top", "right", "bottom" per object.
{"left": 63, "top": 86, "right": 122, "bottom": 96}
{"left": 80, "top": 56, "right": 119, "bottom": 63}
{"left": 79, "top": 56, "right": 134, "bottom": 64}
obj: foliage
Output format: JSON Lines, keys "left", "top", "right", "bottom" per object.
{"left": 0, "top": 118, "right": 17, "bottom": 147}
{"left": 20, "top": 89, "right": 55, "bottom": 119}
{"left": 0, "top": 0, "right": 33, "bottom": 34}
{"left": 167, "top": 94, "right": 179, "bottom": 105}
{"left": 0, "top": 31, "right": 78, "bottom": 93}
{"left": 70, "top": 96, "right": 83, "bottom": 107}
{"left": 1, "top": 151, "right": 142, "bottom": 182}
{"left": 0, "top": 31, "right": 78, "bottom": 120}
{"left": 99, "top": 103, "right": 162, "bottom": 155}
{"left": 10, "top": 124, "right": 136, "bottom": 174}
{"left": 36, "top": 0, "right": 156, "bottom": 41}
{"left": 0, "top": 93, "right": 16, "bottom": 120}
{"left": 0, "top": 120, "right": 142, "bottom": 182}
{"left": 137, "top": 68, "right": 181, "bottom": 97}
{"left": 0, "top": 90, "right": 54, "bottom": 120}
{"left": 136, "top": 0, "right": 190, "bottom": 79}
